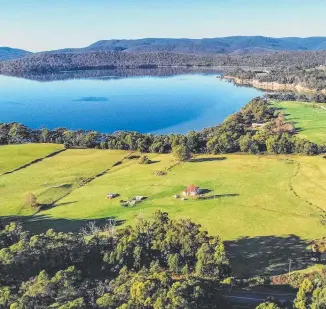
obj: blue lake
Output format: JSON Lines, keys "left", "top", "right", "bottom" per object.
{"left": 0, "top": 73, "right": 262, "bottom": 134}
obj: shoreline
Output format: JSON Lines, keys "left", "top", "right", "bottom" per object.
{"left": 223, "top": 76, "right": 326, "bottom": 95}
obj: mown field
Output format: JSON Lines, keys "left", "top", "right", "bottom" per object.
{"left": 273, "top": 101, "right": 326, "bottom": 144}
{"left": 1, "top": 143, "right": 326, "bottom": 277}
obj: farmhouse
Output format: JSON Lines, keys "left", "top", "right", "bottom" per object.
{"left": 183, "top": 184, "right": 202, "bottom": 197}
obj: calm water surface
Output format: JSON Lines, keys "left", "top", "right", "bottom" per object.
{"left": 0, "top": 73, "right": 262, "bottom": 134}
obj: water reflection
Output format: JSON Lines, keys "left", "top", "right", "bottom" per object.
{"left": 2, "top": 67, "right": 225, "bottom": 82}
{"left": 0, "top": 71, "right": 262, "bottom": 134}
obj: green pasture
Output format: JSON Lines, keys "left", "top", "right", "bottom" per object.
{"left": 2, "top": 145, "right": 326, "bottom": 277}
{"left": 27, "top": 153, "right": 326, "bottom": 241}
{"left": 273, "top": 101, "right": 326, "bottom": 144}
{"left": 0, "top": 147, "right": 128, "bottom": 216}
{"left": 0, "top": 143, "right": 63, "bottom": 175}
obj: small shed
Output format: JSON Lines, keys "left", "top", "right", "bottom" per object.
{"left": 107, "top": 193, "right": 119, "bottom": 199}
{"left": 134, "top": 196, "right": 146, "bottom": 201}
{"left": 183, "top": 184, "right": 202, "bottom": 197}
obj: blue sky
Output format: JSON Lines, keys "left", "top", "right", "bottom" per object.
{"left": 1, "top": 0, "right": 325, "bottom": 52}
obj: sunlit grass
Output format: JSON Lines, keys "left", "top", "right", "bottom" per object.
{"left": 0, "top": 143, "right": 63, "bottom": 174}
{"left": 0, "top": 149, "right": 128, "bottom": 216}
{"left": 273, "top": 101, "right": 326, "bottom": 144}
{"left": 38, "top": 153, "right": 326, "bottom": 241}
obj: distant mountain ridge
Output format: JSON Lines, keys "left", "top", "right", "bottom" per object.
{"left": 52, "top": 36, "right": 326, "bottom": 55}
{"left": 0, "top": 47, "right": 31, "bottom": 61}
{"left": 1, "top": 36, "right": 326, "bottom": 63}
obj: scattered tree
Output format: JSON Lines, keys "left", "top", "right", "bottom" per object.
{"left": 173, "top": 145, "right": 192, "bottom": 162}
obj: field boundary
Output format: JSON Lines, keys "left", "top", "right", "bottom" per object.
{"left": 166, "top": 161, "right": 180, "bottom": 171}
{"left": 250, "top": 204, "right": 318, "bottom": 219}
{"left": 289, "top": 162, "right": 326, "bottom": 219}
{"left": 33, "top": 152, "right": 133, "bottom": 216}
{"left": 0, "top": 148, "right": 66, "bottom": 177}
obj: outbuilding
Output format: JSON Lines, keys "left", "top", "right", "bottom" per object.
{"left": 183, "top": 184, "right": 202, "bottom": 197}
{"left": 106, "top": 193, "right": 119, "bottom": 199}
{"left": 134, "top": 196, "right": 146, "bottom": 201}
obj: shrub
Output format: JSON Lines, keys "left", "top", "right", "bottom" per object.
{"left": 25, "top": 193, "right": 38, "bottom": 208}
{"left": 139, "top": 155, "right": 151, "bottom": 164}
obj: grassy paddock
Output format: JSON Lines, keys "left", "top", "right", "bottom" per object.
{"left": 0, "top": 143, "right": 63, "bottom": 175}
{"left": 273, "top": 101, "right": 326, "bottom": 144}
{"left": 27, "top": 153, "right": 326, "bottom": 240}
{"left": 0, "top": 149, "right": 128, "bottom": 216}
{"left": 1, "top": 148, "right": 326, "bottom": 277}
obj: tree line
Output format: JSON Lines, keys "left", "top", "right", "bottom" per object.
{"left": 0, "top": 211, "right": 230, "bottom": 308}
{"left": 1, "top": 212, "right": 325, "bottom": 308}
{"left": 231, "top": 67, "right": 326, "bottom": 92}
{"left": 265, "top": 92, "right": 326, "bottom": 103}
{"left": 256, "top": 278, "right": 326, "bottom": 309}
{"left": 1, "top": 97, "right": 324, "bottom": 156}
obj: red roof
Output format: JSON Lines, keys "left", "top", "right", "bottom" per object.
{"left": 184, "top": 184, "right": 199, "bottom": 193}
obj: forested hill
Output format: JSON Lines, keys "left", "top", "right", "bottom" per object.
{"left": 1, "top": 36, "right": 326, "bottom": 63}
{"left": 53, "top": 36, "right": 326, "bottom": 55}
{"left": 0, "top": 47, "right": 31, "bottom": 61}
{"left": 1, "top": 50, "right": 326, "bottom": 75}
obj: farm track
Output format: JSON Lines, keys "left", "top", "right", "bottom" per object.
{"left": 250, "top": 204, "right": 318, "bottom": 218}
{"left": 0, "top": 148, "right": 66, "bottom": 177}
{"left": 289, "top": 161, "right": 326, "bottom": 218}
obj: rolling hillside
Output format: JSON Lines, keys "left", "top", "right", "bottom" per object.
{"left": 1, "top": 36, "right": 326, "bottom": 65}
{"left": 54, "top": 36, "right": 326, "bottom": 55}
{"left": 1, "top": 36, "right": 326, "bottom": 76}
{"left": 0, "top": 47, "right": 31, "bottom": 61}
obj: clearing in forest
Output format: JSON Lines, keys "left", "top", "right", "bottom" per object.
{"left": 273, "top": 101, "right": 326, "bottom": 144}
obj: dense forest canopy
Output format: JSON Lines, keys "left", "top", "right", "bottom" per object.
{"left": 0, "top": 212, "right": 230, "bottom": 308}
{"left": 230, "top": 67, "right": 326, "bottom": 91}
{"left": 265, "top": 92, "right": 326, "bottom": 103}
{"left": 0, "top": 51, "right": 326, "bottom": 75}
{"left": 1, "top": 212, "right": 325, "bottom": 308}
